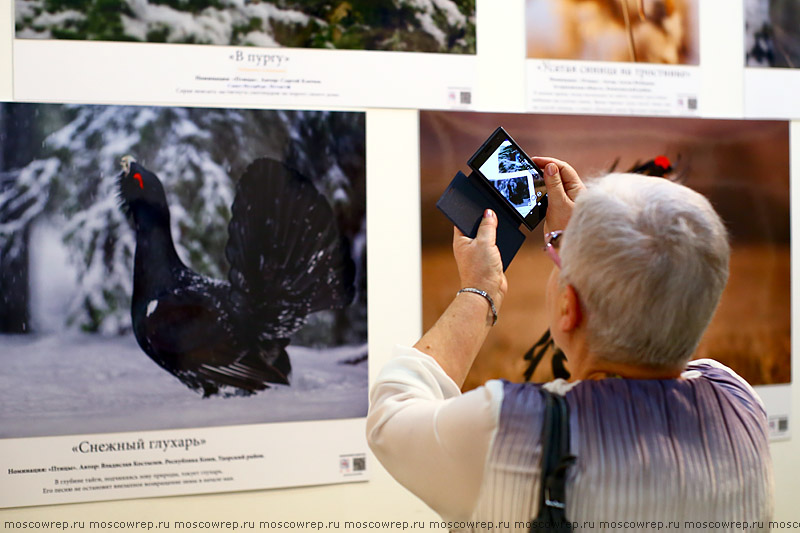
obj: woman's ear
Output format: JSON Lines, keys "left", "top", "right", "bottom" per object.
{"left": 559, "top": 284, "right": 583, "bottom": 332}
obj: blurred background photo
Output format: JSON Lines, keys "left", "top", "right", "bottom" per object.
{"left": 420, "top": 110, "right": 789, "bottom": 392}
{"left": 526, "top": 0, "right": 699, "bottom": 64}
{"left": 745, "top": 0, "right": 800, "bottom": 68}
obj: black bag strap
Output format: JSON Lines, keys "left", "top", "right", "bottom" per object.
{"left": 530, "top": 389, "right": 575, "bottom": 533}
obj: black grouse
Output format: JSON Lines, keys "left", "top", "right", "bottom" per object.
{"left": 117, "top": 156, "right": 355, "bottom": 397}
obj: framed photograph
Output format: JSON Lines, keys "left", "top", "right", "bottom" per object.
{"left": 744, "top": 0, "right": 800, "bottom": 118}
{"left": 525, "top": 0, "right": 701, "bottom": 115}
{"left": 420, "top": 110, "right": 791, "bottom": 439}
{"left": 0, "top": 103, "right": 368, "bottom": 507}
{"left": 13, "top": 1, "right": 477, "bottom": 110}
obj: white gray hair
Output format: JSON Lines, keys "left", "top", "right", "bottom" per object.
{"left": 558, "top": 173, "right": 730, "bottom": 369}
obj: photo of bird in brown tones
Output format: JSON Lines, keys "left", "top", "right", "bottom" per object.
{"left": 526, "top": 0, "right": 699, "bottom": 64}
{"left": 420, "top": 111, "right": 789, "bottom": 392}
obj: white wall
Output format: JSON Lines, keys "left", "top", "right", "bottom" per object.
{"left": 774, "top": 121, "right": 800, "bottom": 519}
{"left": 1, "top": 0, "right": 799, "bottom": 529}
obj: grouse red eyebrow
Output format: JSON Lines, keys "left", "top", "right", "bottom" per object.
{"left": 133, "top": 173, "right": 144, "bottom": 189}
{"left": 654, "top": 155, "right": 671, "bottom": 169}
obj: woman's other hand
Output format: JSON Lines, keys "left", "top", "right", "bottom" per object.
{"left": 533, "top": 157, "right": 586, "bottom": 234}
{"left": 453, "top": 209, "right": 508, "bottom": 308}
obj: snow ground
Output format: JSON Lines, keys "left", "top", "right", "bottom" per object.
{"left": 0, "top": 334, "right": 368, "bottom": 439}
{"left": 1, "top": 223, "right": 367, "bottom": 440}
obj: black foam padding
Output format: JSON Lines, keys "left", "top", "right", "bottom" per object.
{"left": 436, "top": 171, "right": 526, "bottom": 271}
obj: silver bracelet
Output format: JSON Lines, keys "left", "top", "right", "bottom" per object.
{"left": 457, "top": 288, "right": 498, "bottom": 326}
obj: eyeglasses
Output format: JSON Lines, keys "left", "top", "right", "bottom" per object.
{"left": 543, "top": 230, "right": 563, "bottom": 268}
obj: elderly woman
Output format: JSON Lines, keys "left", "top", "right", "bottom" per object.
{"left": 367, "top": 158, "right": 773, "bottom": 531}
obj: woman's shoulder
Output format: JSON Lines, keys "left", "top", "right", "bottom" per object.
{"left": 685, "top": 358, "right": 767, "bottom": 415}
{"left": 491, "top": 358, "right": 766, "bottom": 422}
{"left": 490, "top": 379, "right": 578, "bottom": 429}
{"left": 558, "top": 358, "right": 766, "bottom": 420}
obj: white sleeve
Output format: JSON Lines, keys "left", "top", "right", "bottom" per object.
{"left": 366, "top": 345, "right": 503, "bottom": 520}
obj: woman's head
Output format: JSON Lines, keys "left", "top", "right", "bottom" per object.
{"left": 557, "top": 173, "right": 730, "bottom": 370}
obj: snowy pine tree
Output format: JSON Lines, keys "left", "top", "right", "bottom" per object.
{"left": 15, "top": 0, "right": 475, "bottom": 53}
{"left": 0, "top": 103, "right": 366, "bottom": 342}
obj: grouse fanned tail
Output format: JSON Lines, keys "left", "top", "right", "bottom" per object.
{"left": 225, "top": 158, "right": 356, "bottom": 339}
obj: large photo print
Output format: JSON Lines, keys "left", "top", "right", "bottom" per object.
{"left": 0, "top": 104, "right": 367, "bottom": 439}
{"left": 526, "top": 0, "right": 699, "bottom": 64}
{"left": 420, "top": 111, "right": 789, "bottom": 393}
{"left": 15, "top": 0, "right": 476, "bottom": 54}
{"left": 745, "top": 0, "right": 800, "bottom": 68}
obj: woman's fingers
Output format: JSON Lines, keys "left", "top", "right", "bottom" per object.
{"left": 452, "top": 209, "right": 506, "bottom": 303}
{"left": 533, "top": 156, "right": 585, "bottom": 201}
{"left": 533, "top": 156, "right": 586, "bottom": 233}
{"left": 475, "top": 209, "right": 498, "bottom": 246}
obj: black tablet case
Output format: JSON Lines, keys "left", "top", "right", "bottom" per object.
{"left": 436, "top": 170, "right": 526, "bottom": 271}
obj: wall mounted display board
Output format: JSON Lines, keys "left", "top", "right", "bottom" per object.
{"left": 744, "top": 0, "right": 800, "bottom": 118}
{"left": 525, "top": 0, "right": 701, "bottom": 116}
{"left": 0, "top": 103, "right": 369, "bottom": 507}
{"left": 420, "top": 110, "right": 791, "bottom": 440}
{"left": 12, "top": 1, "right": 476, "bottom": 110}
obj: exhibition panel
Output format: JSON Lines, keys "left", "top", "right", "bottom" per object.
{"left": 524, "top": 0, "right": 701, "bottom": 116}
{"left": 0, "top": 0, "right": 798, "bottom": 525}
{"left": 744, "top": 0, "right": 800, "bottom": 117}
{"left": 0, "top": 103, "right": 368, "bottom": 507}
{"left": 420, "top": 110, "right": 791, "bottom": 439}
{"left": 12, "top": 1, "right": 477, "bottom": 110}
